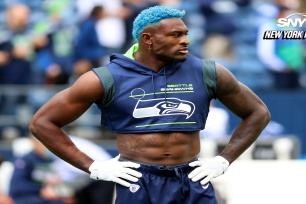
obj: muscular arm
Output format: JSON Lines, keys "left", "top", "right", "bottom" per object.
{"left": 216, "top": 63, "right": 271, "bottom": 164}
{"left": 29, "top": 71, "right": 103, "bottom": 173}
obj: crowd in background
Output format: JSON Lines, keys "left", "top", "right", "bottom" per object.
{"left": 0, "top": 0, "right": 304, "bottom": 143}
{"left": 0, "top": 0, "right": 304, "bottom": 135}
{"left": 0, "top": 0, "right": 305, "bottom": 88}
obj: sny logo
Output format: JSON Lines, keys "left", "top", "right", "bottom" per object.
{"left": 277, "top": 13, "right": 306, "bottom": 27}
{"left": 263, "top": 13, "right": 306, "bottom": 40}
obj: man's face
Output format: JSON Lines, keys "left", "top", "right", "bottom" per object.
{"left": 150, "top": 18, "right": 189, "bottom": 62}
{"left": 6, "top": 5, "right": 29, "bottom": 32}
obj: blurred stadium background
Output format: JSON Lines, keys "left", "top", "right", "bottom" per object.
{"left": 0, "top": 0, "right": 306, "bottom": 203}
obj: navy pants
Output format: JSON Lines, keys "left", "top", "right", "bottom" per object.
{"left": 115, "top": 159, "right": 218, "bottom": 204}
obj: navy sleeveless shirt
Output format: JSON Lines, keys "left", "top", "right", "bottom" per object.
{"left": 93, "top": 53, "right": 217, "bottom": 133}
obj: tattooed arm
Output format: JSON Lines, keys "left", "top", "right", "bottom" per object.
{"left": 29, "top": 71, "right": 103, "bottom": 173}
{"left": 216, "top": 63, "right": 271, "bottom": 164}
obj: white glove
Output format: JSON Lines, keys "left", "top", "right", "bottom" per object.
{"left": 188, "top": 156, "right": 229, "bottom": 185}
{"left": 89, "top": 155, "right": 142, "bottom": 187}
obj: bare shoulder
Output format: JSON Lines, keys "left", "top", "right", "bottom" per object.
{"left": 68, "top": 70, "right": 104, "bottom": 103}
{"left": 215, "top": 63, "right": 241, "bottom": 96}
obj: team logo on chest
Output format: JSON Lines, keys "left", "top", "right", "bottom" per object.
{"left": 131, "top": 88, "right": 195, "bottom": 119}
{"left": 130, "top": 184, "right": 140, "bottom": 193}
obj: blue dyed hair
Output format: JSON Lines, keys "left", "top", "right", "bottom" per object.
{"left": 132, "top": 6, "right": 185, "bottom": 41}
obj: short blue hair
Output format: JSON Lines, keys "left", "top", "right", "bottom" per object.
{"left": 132, "top": 6, "right": 185, "bottom": 41}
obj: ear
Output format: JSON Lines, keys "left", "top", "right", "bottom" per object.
{"left": 140, "top": 32, "right": 152, "bottom": 45}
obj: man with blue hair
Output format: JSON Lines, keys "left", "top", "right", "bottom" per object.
{"left": 30, "top": 6, "right": 271, "bottom": 204}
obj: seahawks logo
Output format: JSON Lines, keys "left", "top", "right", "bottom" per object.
{"left": 131, "top": 88, "right": 195, "bottom": 119}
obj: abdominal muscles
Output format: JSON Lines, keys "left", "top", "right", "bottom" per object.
{"left": 117, "top": 131, "right": 200, "bottom": 165}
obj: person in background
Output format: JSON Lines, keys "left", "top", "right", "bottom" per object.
{"left": 196, "top": 0, "right": 237, "bottom": 35}
{"left": 9, "top": 136, "right": 62, "bottom": 204}
{"left": 74, "top": 6, "right": 106, "bottom": 76}
{"left": 52, "top": 136, "right": 114, "bottom": 204}
{"left": 0, "top": 4, "right": 37, "bottom": 115}
{"left": 121, "top": 0, "right": 158, "bottom": 51}
{"left": 76, "top": 0, "right": 128, "bottom": 54}
{"left": 202, "top": 34, "right": 237, "bottom": 73}
{"left": 33, "top": 0, "right": 76, "bottom": 85}
{"left": 0, "top": 4, "right": 33, "bottom": 85}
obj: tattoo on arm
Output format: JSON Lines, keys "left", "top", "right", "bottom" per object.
{"left": 216, "top": 63, "right": 270, "bottom": 164}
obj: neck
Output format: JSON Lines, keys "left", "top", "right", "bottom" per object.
{"left": 134, "top": 46, "right": 169, "bottom": 72}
